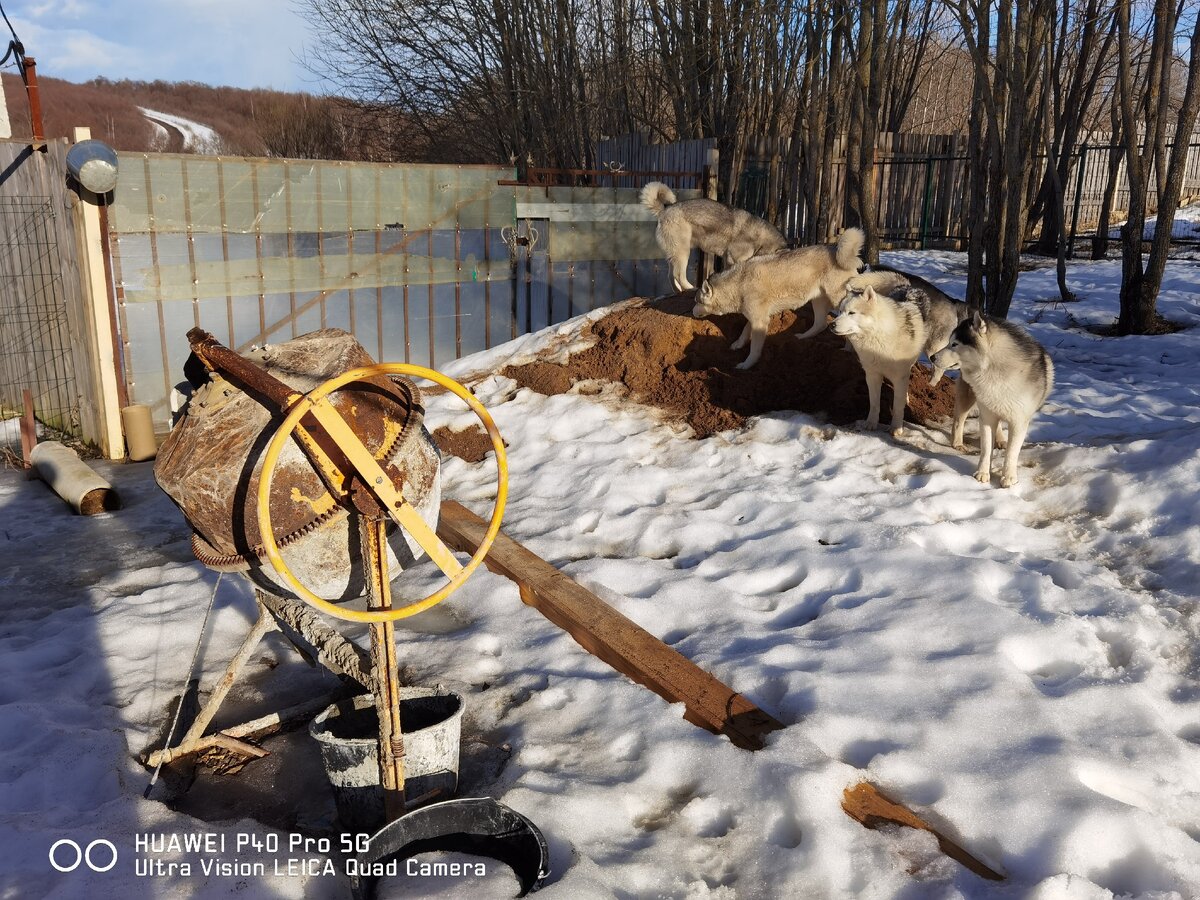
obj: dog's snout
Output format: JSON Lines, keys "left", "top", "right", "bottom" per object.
{"left": 692, "top": 304, "right": 709, "bottom": 318}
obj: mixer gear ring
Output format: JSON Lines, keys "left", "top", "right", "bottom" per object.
{"left": 256, "top": 363, "right": 508, "bottom": 622}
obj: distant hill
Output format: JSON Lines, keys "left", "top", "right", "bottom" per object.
{"left": 0, "top": 74, "right": 398, "bottom": 161}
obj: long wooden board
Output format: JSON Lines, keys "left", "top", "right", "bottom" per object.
{"left": 843, "top": 782, "right": 1004, "bottom": 881}
{"left": 436, "top": 500, "right": 784, "bottom": 750}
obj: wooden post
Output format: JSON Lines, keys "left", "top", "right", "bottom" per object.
{"left": 436, "top": 501, "right": 783, "bottom": 750}
{"left": 70, "top": 127, "right": 126, "bottom": 459}
{"left": 176, "top": 604, "right": 277, "bottom": 751}
{"left": 20, "top": 389, "right": 36, "bottom": 477}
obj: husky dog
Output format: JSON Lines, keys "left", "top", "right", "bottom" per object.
{"left": 852, "top": 267, "right": 970, "bottom": 385}
{"left": 641, "top": 182, "right": 787, "bottom": 293}
{"left": 830, "top": 280, "right": 928, "bottom": 436}
{"left": 691, "top": 228, "right": 865, "bottom": 370}
{"left": 930, "top": 313, "right": 1054, "bottom": 488}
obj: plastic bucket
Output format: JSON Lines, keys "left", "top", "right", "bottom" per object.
{"left": 309, "top": 688, "right": 465, "bottom": 835}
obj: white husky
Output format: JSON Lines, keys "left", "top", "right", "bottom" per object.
{"left": 930, "top": 312, "right": 1055, "bottom": 487}
{"left": 830, "top": 280, "right": 928, "bottom": 436}
{"left": 691, "top": 228, "right": 865, "bottom": 369}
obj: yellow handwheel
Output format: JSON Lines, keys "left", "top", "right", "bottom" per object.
{"left": 255, "top": 363, "right": 507, "bottom": 623}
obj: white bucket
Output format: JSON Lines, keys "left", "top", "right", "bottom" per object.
{"left": 309, "top": 689, "right": 464, "bottom": 834}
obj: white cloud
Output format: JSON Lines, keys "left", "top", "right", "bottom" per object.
{"left": 49, "top": 30, "right": 128, "bottom": 72}
{"left": 4, "top": 0, "right": 324, "bottom": 91}
{"left": 18, "top": 0, "right": 94, "bottom": 21}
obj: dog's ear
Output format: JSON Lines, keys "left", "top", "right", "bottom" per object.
{"left": 972, "top": 309, "right": 987, "bottom": 333}
{"left": 699, "top": 281, "right": 713, "bottom": 300}
{"left": 863, "top": 285, "right": 877, "bottom": 304}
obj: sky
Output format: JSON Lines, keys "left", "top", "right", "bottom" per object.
{"left": 1, "top": 0, "right": 328, "bottom": 92}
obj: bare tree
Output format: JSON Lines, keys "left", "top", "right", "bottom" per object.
{"left": 1029, "top": 0, "right": 1119, "bottom": 259}
{"left": 1114, "top": 0, "right": 1200, "bottom": 333}
{"left": 946, "top": 0, "right": 1054, "bottom": 318}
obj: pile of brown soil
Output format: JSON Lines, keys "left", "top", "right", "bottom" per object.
{"left": 501, "top": 295, "right": 958, "bottom": 439}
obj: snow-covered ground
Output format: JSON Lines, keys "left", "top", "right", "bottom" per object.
{"left": 1112, "top": 198, "right": 1200, "bottom": 240}
{"left": 138, "top": 108, "right": 221, "bottom": 154}
{"left": 2, "top": 252, "right": 1199, "bottom": 899}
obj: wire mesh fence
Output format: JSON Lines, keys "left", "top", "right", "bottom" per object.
{"left": 0, "top": 195, "right": 81, "bottom": 437}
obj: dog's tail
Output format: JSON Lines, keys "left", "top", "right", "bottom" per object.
{"left": 836, "top": 227, "right": 866, "bottom": 271}
{"left": 641, "top": 181, "right": 677, "bottom": 216}
{"left": 848, "top": 269, "right": 909, "bottom": 296}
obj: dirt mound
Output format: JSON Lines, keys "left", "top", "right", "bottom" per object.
{"left": 502, "top": 295, "right": 958, "bottom": 438}
{"left": 432, "top": 425, "right": 497, "bottom": 463}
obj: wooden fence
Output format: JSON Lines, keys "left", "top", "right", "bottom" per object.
{"left": 598, "top": 131, "right": 1200, "bottom": 248}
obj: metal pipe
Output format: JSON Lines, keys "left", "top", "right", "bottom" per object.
{"left": 362, "top": 516, "right": 407, "bottom": 821}
{"left": 21, "top": 56, "right": 44, "bottom": 148}
{"left": 1068, "top": 144, "right": 1089, "bottom": 260}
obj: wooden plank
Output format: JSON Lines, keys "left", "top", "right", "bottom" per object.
{"left": 20, "top": 388, "right": 36, "bottom": 474}
{"left": 843, "top": 782, "right": 1005, "bottom": 881}
{"left": 435, "top": 500, "right": 784, "bottom": 750}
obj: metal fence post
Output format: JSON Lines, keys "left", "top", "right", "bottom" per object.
{"left": 1068, "top": 143, "right": 1088, "bottom": 260}
{"left": 919, "top": 157, "right": 935, "bottom": 250}
{"left": 702, "top": 147, "right": 719, "bottom": 284}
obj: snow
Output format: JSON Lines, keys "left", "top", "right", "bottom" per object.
{"left": 138, "top": 108, "right": 221, "bottom": 153}
{"left": 1111, "top": 199, "right": 1200, "bottom": 240}
{"left": 2, "top": 251, "right": 1199, "bottom": 899}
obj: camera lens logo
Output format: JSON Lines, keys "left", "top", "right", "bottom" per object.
{"left": 49, "top": 839, "right": 118, "bottom": 873}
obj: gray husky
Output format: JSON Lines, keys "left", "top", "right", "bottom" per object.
{"left": 641, "top": 182, "right": 786, "bottom": 292}
{"left": 930, "top": 313, "right": 1054, "bottom": 488}
{"left": 691, "top": 228, "right": 865, "bottom": 369}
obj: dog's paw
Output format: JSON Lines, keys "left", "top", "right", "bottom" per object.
{"left": 973, "top": 469, "right": 991, "bottom": 484}
{"left": 891, "top": 427, "right": 905, "bottom": 439}
{"left": 952, "top": 442, "right": 968, "bottom": 452}
{"left": 1000, "top": 473, "right": 1018, "bottom": 488}
{"left": 735, "top": 359, "right": 757, "bottom": 371}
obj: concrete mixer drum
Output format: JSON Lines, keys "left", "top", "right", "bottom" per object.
{"left": 154, "top": 329, "right": 442, "bottom": 601}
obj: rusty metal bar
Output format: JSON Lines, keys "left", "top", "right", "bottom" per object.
{"left": 21, "top": 57, "right": 45, "bottom": 147}
{"left": 20, "top": 389, "right": 35, "bottom": 471}
{"left": 187, "top": 327, "right": 297, "bottom": 410}
{"left": 362, "top": 516, "right": 407, "bottom": 820}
